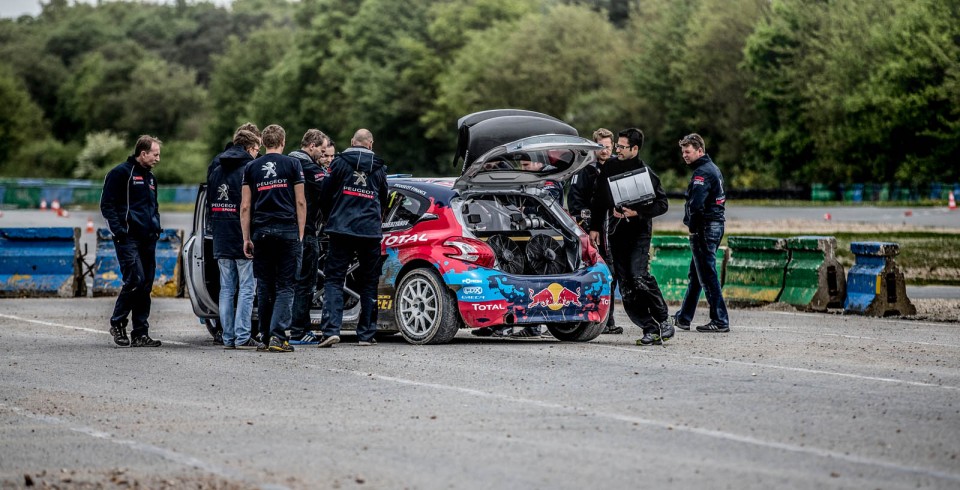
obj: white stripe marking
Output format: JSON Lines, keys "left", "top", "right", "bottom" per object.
{"left": 0, "top": 313, "right": 188, "bottom": 346}
{"left": 737, "top": 325, "right": 960, "bottom": 348}
{"left": 308, "top": 366, "right": 960, "bottom": 484}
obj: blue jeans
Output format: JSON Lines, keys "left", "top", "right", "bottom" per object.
{"left": 320, "top": 233, "right": 382, "bottom": 342}
{"left": 218, "top": 258, "right": 255, "bottom": 346}
{"left": 253, "top": 227, "right": 301, "bottom": 343}
{"left": 290, "top": 234, "right": 319, "bottom": 338}
{"left": 111, "top": 236, "right": 157, "bottom": 337}
{"left": 677, "top": 221, "right": 729, "bottom": 327}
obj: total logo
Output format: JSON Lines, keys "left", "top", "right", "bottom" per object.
{"left": 472, "top": 303, "right": 505, "bottom": 311}
{"left": 382, "top": 233, "right": 428, "bottom": 247}
{"left": 528, "top": 284, "right": 582, "bottom": 310}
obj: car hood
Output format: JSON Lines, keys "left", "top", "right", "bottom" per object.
{"left": 453, "top": 134, "right": 602, "bottom": 191}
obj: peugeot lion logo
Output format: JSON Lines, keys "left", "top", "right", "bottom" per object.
{"left": 217, "top": 184, "right": 229, "bottom": 201}
{"left": 263, "top": 162, "right": 277, "bottom": 178}
{"left": 353, "top": 171, "right": 368, "bottom": 186}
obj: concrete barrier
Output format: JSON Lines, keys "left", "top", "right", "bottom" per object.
{"left": 650, "top": 235, "right": 726, "bottom": 302}
{"left": 723, "top": 236, "right": 787, "bottom": 305}
{"left": 93, "top": 228, "right": 184, "bottom": 297}
{"left": 844, "top": 242, "right": 916, "bottom": 317}
{"left": 780, "top": 236, "right": 846, "bottom": 311}
{"left": 0, "top": 227, "right": 83, "bottom": 297}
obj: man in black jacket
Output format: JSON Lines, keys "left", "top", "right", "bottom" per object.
{"left": 240, "top": 124, "right": 306, "bottom": 353}
{"left": 316, "top": 129, "right": 388, "bottom": 348}
{"left": 567, "top": 127, "right": 621, "bottom": 334}
{"left": 288, "top": 128, "right": 330, "bottom": 343}
{"left": 673, "top": 133, "right": 729, "bottom": 333}
{"left": 207, "top": 129, "right": 260, "bottom": 349}
{"left": 589, "top": 128, "right": 673, "bottom": 346}
{"left": 100, "top": 135, "right": 163, "bottom": 347}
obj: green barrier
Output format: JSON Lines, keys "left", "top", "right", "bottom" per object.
{"left": 2, "top": 187, "right": 41, "bottom": 208}
{"left": 650, "top": 235, "right": 725, "bottom": 302}
{"left": 723, "top": 236, "right": 787, "bottom": 305}
{"left": 779, "top": 236, "right": 846, "bottom": 311}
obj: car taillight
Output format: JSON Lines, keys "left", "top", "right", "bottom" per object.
{"left": 579, "top": 234, "right": 599, "bottom": 266}
{"left": 443, "top": 237, "right": 496, "bottom": 268}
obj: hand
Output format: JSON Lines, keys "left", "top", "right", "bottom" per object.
{"left": 620, "top": 206, "right": 638, "bottom": 218}
{"left": 589, "top": 231, "right": 600, "bottom": 247}
{"left": 243, "top": 240, "right": 254, "bottom": 258}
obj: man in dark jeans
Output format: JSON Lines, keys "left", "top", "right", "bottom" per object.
{"left": 101, "top": 135, "right": 164, "bottom": 348}
{"left": 288, "top": 129, "right": 330, "bottom": 343}
{"left": 241, "top": 124, "right": 306, "bottom": 353}
{"left": 317, "top": 128, "right": 388, "bottom": 348}
{"left": 673, "top": 133, "right": 730, "bottom": 332}
{"left": 589, "top": 128, "right": 673, "bottom": 346}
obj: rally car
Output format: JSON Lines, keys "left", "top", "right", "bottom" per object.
{"left": 183, "top": 109, "right": 613, "bottom": 344}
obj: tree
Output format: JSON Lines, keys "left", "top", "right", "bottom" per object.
{"left": 0, "top": 67, "right": 50, "bottom": 173}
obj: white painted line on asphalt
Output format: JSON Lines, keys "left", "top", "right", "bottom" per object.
{"left": 313, "top": 366, "right": 960, "bottom": 484}
{"left": 766, "top": 310, "right": 956, "bottom": 328}
{"left": 736, "top": 325, "right": 960, "bottom": 348}
{"left": 0, "top": 313, "right": 189, "bottom": 346}
{"left": 0, "top": 402, "right": 288, "bottom": 490}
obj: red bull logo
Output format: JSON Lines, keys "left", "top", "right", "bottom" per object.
{"left": 527, "top": 284, "right": 582, "bottom": 310}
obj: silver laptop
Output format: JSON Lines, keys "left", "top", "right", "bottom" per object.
{"left": 607, "top": 167, "right": 655, "bottom": 208}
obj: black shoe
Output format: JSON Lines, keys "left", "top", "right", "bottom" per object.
{"left": 358, "top": 338, "right": 377, "bottom": 346}
{"left": 636, "top": 333, "right": 662, "bottom": 346}
{"left": 109, "top": 319, "right": 130, "bottom": 346}
{"left": 601, "top": 325, "right": 624, "bottom": 335}
{"left": 696, "top": 322, "right": 730, "bottom": 333}
{"left": 130, "top": 335, "right": 161, "bottom": 347}
{"left": 671, "top": 314, "right": 690, "bottom": 331}
{"left": 658, "top": 323, "right": 675, "bottom": 341}
{"left": 236, "top": 338, "right": 258, "bottom": 350}
{"left": 471, "top": 327, "right": 494, "bottom": 337}
{"left": 268, "top": 337, "right": 294, "bottom": 353}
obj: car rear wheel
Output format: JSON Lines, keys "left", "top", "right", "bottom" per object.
{"left": 546, "top": 321, "right": 603, "bottom": 342}
{"left": 395, "top": 268, "right": 460, "bottom": 345}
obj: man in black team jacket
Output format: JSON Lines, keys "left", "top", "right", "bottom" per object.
{"left": 567, "top": 127, "right": 621, "bottom": 334}
{"left": 207, "top": 129, "right": 260, "bottom": 349}
{"left": 241, "top": 124, "right": 306, "bottom": 353}
{"left": 288, "top": 129, "right": 330, "bottom": 343}
{"left": 588, "top": 128, "right": 674, "bottom": 346}
{"left": 101, "top": 135, "right": 163, "bottom": 347}
{"left": 673, "top": 133, "right": 729, "bottom": 333}
{"left": 317, "top": 128, "right": 388, "bottom": 348}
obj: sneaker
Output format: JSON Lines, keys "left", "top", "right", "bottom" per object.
{"left": 256, "top": 341, "right": 269, "bottom": 352}
{"left": 491, "top": 327, "right": 513, "bottom": 337}
{"left": 601, "top": 325, "right": 624, "bottom": 335}
{"left": 268, "top": 337, "right": 294, "bottom": 353}
{"left": 130, "top": 335, "right": 161, "bottom": 347}
{"left": 636, "top": 333, "right": 661, "bottom": 346}
{"left": 358, "top": 338, "right": 377, "bottom": 346}
{"left": 223, "top": 343, "right": 236, "bottom": 350}
{"left": 317, "top": 335, "right": 340, "bottom": 348}
{"left": 510, "top": 326, "right": 541, "bottom": 338}
{"left": 290, "top": 331, "right": 319, "bottom": 345}
{"left": 471, "top": 327, "right": 494, "bottom": 337}
{"left": 236, "top": 338, "right": 258, "bottom": 350}
{"left": 109, "top": 319, "right": 130, "bottom": 346}
{"left": 671, "top": 314, "right": 691, "bottom": 331}
{"left": 696, "top": 321, "right": 730, "bottom": 333}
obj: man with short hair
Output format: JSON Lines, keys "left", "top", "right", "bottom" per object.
{"left": 673, "top": 133, "right": 729, "bottom": 333}
{"left": 317, "top": 129, "right": 388, "bottom": 347}
{"left": 589, "top": 128, "right": 672, "bottom": 346}
{"left": 567, "top": 128, "right": 621, "bottom": 334}
{"left": 207, "top": 129, "right": 260, "bottom": 349}
{"left": 318, "top": 139, "right": 335, "bottom": 170}
{"left": 240, "top": 124, "right": 306, "bottom": 353}
{"left": 209, "top": 122, "right": 260, "bottom": 174}
{"left": 101, "top": 135, "right": 163, "bottom": 347}
{"left": 288, "top": 129, "right": 329, "bottom": 343}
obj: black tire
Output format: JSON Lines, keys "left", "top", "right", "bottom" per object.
{"left": 547, "top": 321, "right": 604, "bottom": 342}
{"left": 204, "top": 318, "right": 223, "bottom": 344}
{"left": 394, "top": 268, "right": 461, "bottom": 345}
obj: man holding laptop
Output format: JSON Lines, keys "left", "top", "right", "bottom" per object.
{"left": 588, "top": 128, "right": 673, "bottom": 346}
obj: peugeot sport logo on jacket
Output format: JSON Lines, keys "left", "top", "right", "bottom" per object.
{"left": 320, "top": 146, "right": 388, "bottom": 239}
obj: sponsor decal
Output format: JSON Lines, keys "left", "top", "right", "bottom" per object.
{"left": 382, "top": 220, "right": 410, "bottom": 228}
{"left": 257, "top": 178, "right": 288, "bottom": 191}
{"left": 344, "top": 186, "right": 376, "bottom": 199}
{"left": 382, "top": 233, "right": 428, "bottom": 247}
{"left": 462, "top": 278, "right": 481, "bottom": 284}
{"left": 377, "top": 295, "right": 393, "bottom": 310}
{"left": 716, "top": 198, "right": 726, "bottom": 205}
{"left": 527, "top": 284, "right": 582, "bottom": 311}
{"left": 393, "top": 184, "right": 427, "bottom": 196}
{"left": 353, "top": 171, "right": 368, "bottom": 186}
{"left": 263, "top": 162, "right": 277, "bottom": 179}
{"left": 693, "top": 176, "right": 705, "bottom": 186}
{"left": 459, "top": 296, "right": 485, "bottom": 301}
{"left": 471, "top": 303, "right": 505, "bottom": 311}
{"left": 217, "top": 184, "right": 229, "bottom": 201}
{"left": 462, "top": 287, "right": 482, "bottom": 295}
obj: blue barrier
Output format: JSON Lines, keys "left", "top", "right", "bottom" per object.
{"left": 93, "top": 228, "right": 184, "bottom": 297}
{"left": 844, "top": 242, "right": 916, "bottom": 317}
{"left": 0, "top": 227, "right": 82, "bottom": 297}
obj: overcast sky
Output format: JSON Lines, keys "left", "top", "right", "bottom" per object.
{"left": 1, "top": 0, "right": 233, "bottom": 19}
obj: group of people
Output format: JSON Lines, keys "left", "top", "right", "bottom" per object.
{"left": 99, "top": 122, "right": 729, "bottom": 351}
{"left": 569, "top": 127, "right": 730, "bottom": 345}
{"left": 101, "top": 124, "right": 388, "bottom": 352}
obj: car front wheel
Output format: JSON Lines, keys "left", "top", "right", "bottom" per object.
{"left": 546, "top": 321, "right": 603, "bottom": 342}
{"left": 395, "top": 268, "right": 460, "bottom": 345}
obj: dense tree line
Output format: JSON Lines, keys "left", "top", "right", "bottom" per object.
{"left": 1, "top": 0, "right": 957, "bottom": 190}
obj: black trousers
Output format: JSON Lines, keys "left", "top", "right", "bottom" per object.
{"left": 111, "top": 236, "right": 157, "bottom": 337}
{"left": 609, "top": 231, "right": 667, "bottom": 334}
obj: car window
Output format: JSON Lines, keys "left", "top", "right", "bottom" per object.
{"left": 383, "top": 190, "right": 425, "bottom": 231}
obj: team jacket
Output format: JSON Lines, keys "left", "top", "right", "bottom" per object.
{"left": 289, "top": 150, "right": 327, "bottom": 236}
{"left": 100, "top": 156, "right": 161, "bottom": 241}
{"left": 207, "top": 144, "right": 253, "bottom": 258}
{"left": 242, "top": 153, "right": 305, "bottom": 231}
{"left": 588, "top": 155, "right": 668, "bottom": 238}
{"left": 567, "top": 162, "right": 600, "bottom": 230}
{"left": 320, "top": 146, "right": 388, "bottom": 239}
{"left": 683, "top": 154, "right": 726, "bottom": 232}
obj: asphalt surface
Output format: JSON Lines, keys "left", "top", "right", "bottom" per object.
{"left": 1, "top": 297, "right": 959, "bottom": 489}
